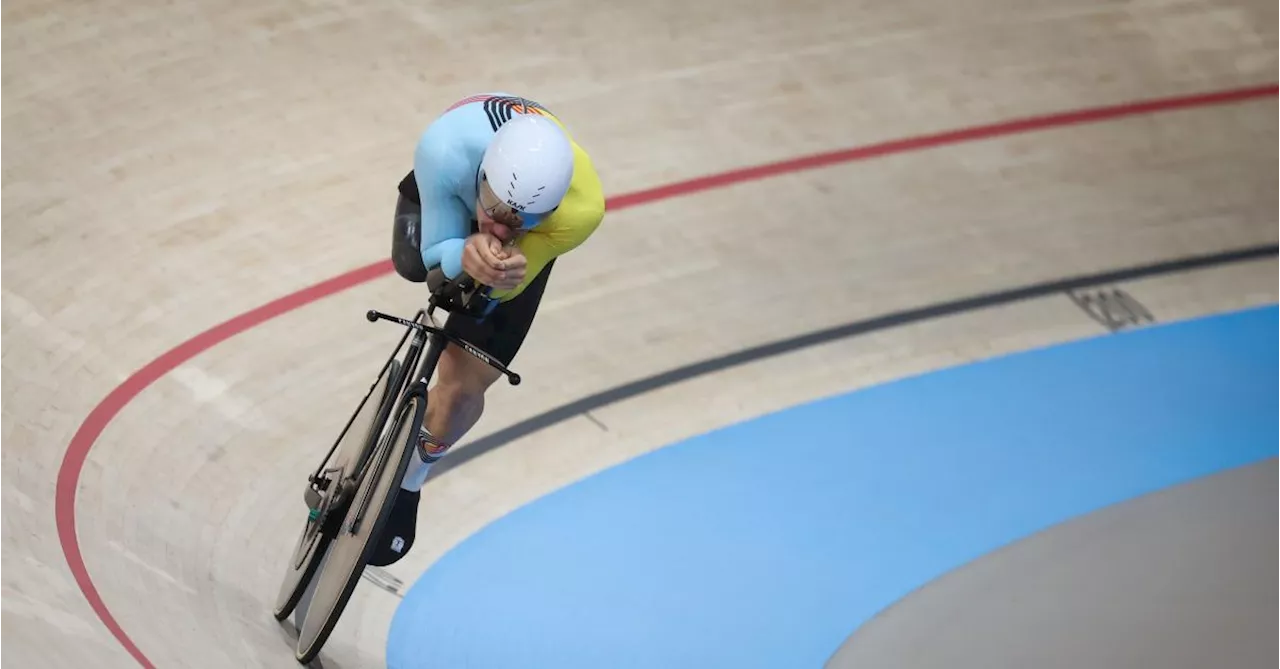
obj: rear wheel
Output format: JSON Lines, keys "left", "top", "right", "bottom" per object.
{"left": 272, "top": 359, "right": 403, "bottom": 621}
{"left": 294, "top": 390, "right": 426, "bottom": 664}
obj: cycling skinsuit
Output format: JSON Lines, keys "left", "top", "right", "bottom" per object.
{"left": 391, "top": 93, "right": 606, "bottom": 365}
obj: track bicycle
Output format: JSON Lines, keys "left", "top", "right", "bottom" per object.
{"left": 271, "top": 270, "right": 519, "bottom": 664}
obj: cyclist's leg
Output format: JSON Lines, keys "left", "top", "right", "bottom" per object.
{"left": 405, "top": 257, "right": 556, "bottom": 485}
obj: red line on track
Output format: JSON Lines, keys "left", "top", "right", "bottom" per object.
{"left": 55, "top": 82, "right": 1277, "bottom": 668}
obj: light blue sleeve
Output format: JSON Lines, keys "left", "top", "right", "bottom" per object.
{"left": 413, "top": 127, "right": 473, "bottom": 279}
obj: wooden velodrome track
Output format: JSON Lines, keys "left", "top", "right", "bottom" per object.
{"left": 2, "top": 0, "right": 1276, "bottom": 666}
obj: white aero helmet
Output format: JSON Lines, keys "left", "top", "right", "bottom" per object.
{"left": 480, "top": 114, "right": 574, "bottom": 215}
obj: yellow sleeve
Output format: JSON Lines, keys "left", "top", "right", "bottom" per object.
{"left": 490, "top": 140, "right": 606, "bottom": 302}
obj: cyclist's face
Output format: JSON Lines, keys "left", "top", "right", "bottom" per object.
{"left": 475, "top": 204, "right": 516, "bottom": 242}
{"left": 476, "top": 174, "right": 522, "bottom": 242}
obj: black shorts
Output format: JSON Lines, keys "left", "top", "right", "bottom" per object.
{"left": 391, "top": 171, "right": 552, "bottom": 366}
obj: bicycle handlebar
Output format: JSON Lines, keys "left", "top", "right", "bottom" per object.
{"left": 365, "top": 308, "right": 521, "bottom": 386}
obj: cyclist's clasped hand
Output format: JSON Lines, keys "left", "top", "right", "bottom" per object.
{"left": 463, "top": 232, "right": 526, "bottom": 291}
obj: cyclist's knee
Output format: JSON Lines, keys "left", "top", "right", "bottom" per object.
{"left": 437, "top": 346, "right": 502, "bottom": 397}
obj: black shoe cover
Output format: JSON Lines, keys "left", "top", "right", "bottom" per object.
{"left": 367, "top": 489, "right": 420, "bottom": 567}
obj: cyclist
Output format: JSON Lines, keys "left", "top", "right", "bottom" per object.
{"left": 371, "top": 93, "right": 606, "bottom": 566}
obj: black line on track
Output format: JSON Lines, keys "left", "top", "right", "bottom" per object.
{"left": 426, "top": 243, "right": 1278, "bottom": 480}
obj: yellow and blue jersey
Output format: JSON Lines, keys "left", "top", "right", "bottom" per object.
{"left": 410, "top": 93, "right": 606, "bottom": 302}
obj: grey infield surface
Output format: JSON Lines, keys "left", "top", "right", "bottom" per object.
{"left": 826, "top": 459, "right": 1279, "bottom": 669}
